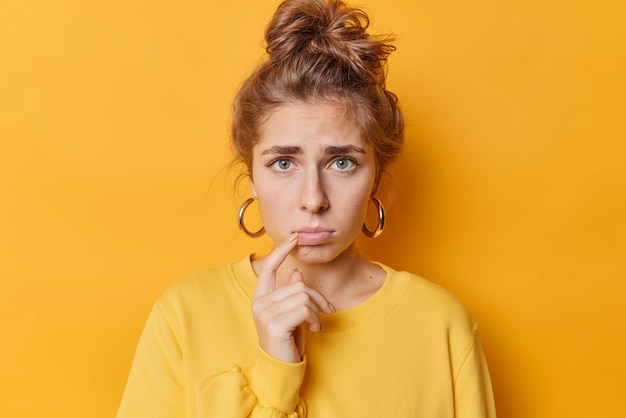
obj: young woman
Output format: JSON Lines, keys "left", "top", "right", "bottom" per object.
{"left": 117, "top": 0, "right": 496, "bottom": 416}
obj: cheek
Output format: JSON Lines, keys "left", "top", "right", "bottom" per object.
{"left": 256, "top": 190, "right": 289, "bottom": 225}
{"left": 354, "top": 197, "right": 371, "bottom": 222}
{"left": 334, "top": 185, "right": 372, "bottom": 219}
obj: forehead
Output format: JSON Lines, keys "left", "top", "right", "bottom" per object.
{"left": 256, "top": 102, "right": 367, "bottom": 150}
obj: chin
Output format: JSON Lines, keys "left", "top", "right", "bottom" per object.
{"left": 292, "top": 242, "right": 354, "bottom": 265}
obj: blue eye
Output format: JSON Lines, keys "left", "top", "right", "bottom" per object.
{"left": 331, "top": 158, "right": 357, "bottom": 171}
{"left": 271, "top": 159, "right": 293, "bottom": 171}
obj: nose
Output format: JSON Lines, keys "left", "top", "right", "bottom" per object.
{"left": 300, "top": 169, "right": 329, "bottom": 213}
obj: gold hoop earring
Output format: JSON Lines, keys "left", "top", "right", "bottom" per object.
{"left": 362, "top": 197, "right": 385, "bottom": 238}
{"left": 238, "top": 197, "right": 265, "bottom": 238}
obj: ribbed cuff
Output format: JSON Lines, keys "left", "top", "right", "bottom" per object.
{"left": 246, "top": 345, "right": 306, "bottom": 414}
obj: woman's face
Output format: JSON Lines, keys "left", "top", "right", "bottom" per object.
{"left": 251, "top": 102, "right": 377, "bottom": 264}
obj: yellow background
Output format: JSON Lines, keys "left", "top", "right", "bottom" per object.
{"left": 1, "top": 0, "right": 624, "bottom": 416}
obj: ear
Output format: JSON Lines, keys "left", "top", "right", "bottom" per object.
{"left": 249, "top": 180, "right": 257, "bottom": 198}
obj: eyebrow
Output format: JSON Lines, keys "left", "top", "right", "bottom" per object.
{"left": 261, "top": 145, "right": 365, "bottom": 155}
{"left": 261, "top": 146, "right": 302, "bottom": 155}
{"left": 325, "top": 145, "right": 365, "bottom": 155}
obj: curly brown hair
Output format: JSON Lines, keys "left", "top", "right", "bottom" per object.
{"left": 231, "top": 0, "right": 404, "bottom": 190}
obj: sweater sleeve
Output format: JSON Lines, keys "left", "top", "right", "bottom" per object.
{"left": 196, "top": 351, "right": 307, "bottom": 417}
{"left": 116, "top": 301, "right": 307, "bottom": 418}
{"left": 453, "top": 326, "right": 497, "bottom": 418}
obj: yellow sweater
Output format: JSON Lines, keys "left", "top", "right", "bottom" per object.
{"left": 117, "top": 256, "right": 496, "bottom": 417}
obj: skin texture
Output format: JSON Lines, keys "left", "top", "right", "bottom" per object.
{"left": 250, "top": 102, "right": 386, "bottom": 362}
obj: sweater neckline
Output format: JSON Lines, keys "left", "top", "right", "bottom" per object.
{"left": 230, "top": 254, "right": 410, "bottom": 335}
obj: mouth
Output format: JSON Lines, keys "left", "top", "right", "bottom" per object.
{"left": 296, "top": 228, "right": 334, "bottom": 246}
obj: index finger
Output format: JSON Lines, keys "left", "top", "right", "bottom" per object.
{"left": 254, "top": 232, "right": 298, "bottom": 296}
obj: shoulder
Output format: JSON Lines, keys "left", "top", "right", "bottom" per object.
{"left": 382, "top": 263, "right": 477, "bottom": 334}
{"left": 155, "top": 256, "right": 253, "bottom": 317}
{"left": 386, "top": 266, "right": 481, "bottom": 363}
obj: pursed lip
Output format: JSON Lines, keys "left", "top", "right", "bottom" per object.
{"left": 295, "top": 227, "right": 334, "bottom": 245}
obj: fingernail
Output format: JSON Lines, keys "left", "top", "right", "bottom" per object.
{"left": 290, "top": 232, "right": 298, "bottom": 242}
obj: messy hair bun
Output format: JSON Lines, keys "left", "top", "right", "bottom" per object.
{"left": 232, "top": 0, "right": 404, "bottom": 187}
{"left": 266, "top": 0, "right": 393, "bottom": 85}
